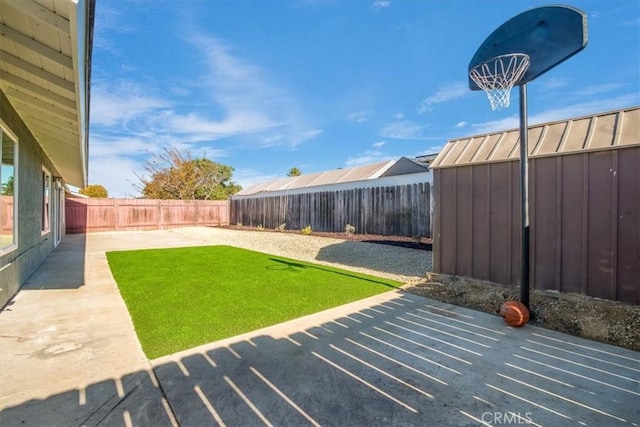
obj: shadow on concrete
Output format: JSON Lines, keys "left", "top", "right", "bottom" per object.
{"left": 21, "top": 233, "right": 86, "bottom": 290}
{"left": 315, "top": 241, "right": 432, "bottom": 279}
{"left": 3, "top": 294, "right": 638, "bottom": 426}
{"left": 0, "top": 369, "right": 174, "bottom": 426}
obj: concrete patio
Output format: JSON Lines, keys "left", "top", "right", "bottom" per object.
{"left": 1, "top": 230, "right": 638, "bottom": 426}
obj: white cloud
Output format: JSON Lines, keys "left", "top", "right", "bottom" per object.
{"left": 378, "top": 120, "right": 430, "bottom": 140}
{"left": 90, "top": 81, "right": 170, "bottom": 126}
{"left": 90, "top": 32, "right": 319, "bottom": 160}
{"left": 471, "top": 94, "right": 640, "bottom": 134}
{"left": 290, "top": 129, "right": 323, "bottom": 147}
{"left": 455, "top": 121, "right": 467, "bottom": 128}
{"left": 88, "top": 24, "right": 324, "bottom": 197}
{"left": 87, "top": 154, "right": 143, "bottom": 198}
{"left": 621, "top": 17, "right": 640, "bottom": 26}
{"left": 372, "top": 1, "right": 390, "bottom": 9}
{"left": 233, "top": 169, "right": 281, "bottom": 190}
{"left": 187, "top": 33, "right": 319, "bottom": 147}
{"left": 89, "top": 135, "right": 156, "bottom": 158}
{"left": 417, "top": 82, "right": 470, "bottom": 114}
{"left": 393, "top": 112, "right": 404, "bottom": 119}
{"left": 573, "top": 83, "right": 625, "bottom": 97}
{"left": 372, "top": 141, "right": 385, "bottom": 148}
{"left": 261, "top": 129, "right": 322, "bottom": 148}
{"left": 92, "top": 4, "right": 131, "bottom": 55}
{"left": 537, "top": 76, "right": 570, "bottom": 91}
{"left": 347, "top": 110, "right": 370, "bottom": 123}
{"left": 345, "top": 150, "right": 392, "bottom": 166}
{"left": 159, "top": 111, "right": 278, "bottom": 140}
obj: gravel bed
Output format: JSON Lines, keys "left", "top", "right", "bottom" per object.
{"left": 171, "top": 227, "right": 432, "bottom": 284}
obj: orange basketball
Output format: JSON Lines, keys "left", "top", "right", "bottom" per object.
{"left": 500, "top": 301, "right": 530, "bottom": 327}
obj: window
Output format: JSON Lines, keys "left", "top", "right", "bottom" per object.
{"left": 42, "top": 167, "right": 51, "bottom": 233}
{"left": 1, "top": 122, "right": 18, "bottom": 252}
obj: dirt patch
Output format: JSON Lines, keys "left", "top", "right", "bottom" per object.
{"left": 219, "top": 225, "right": 433, "bottom": 250}
{"left": 404, "top": 275, "right": 640, "bottom": 352}
{"left": 215, "top": 226, "right": 639, "bottom": 351}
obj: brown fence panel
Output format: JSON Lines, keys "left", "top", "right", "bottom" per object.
{"left": 433, "top": 146, "right": 640, "bottom": 305}
{"left": 1, "top": 195, "right": 14, "bottom": 233}
{"left": 66, "top": 199, "right": 229, "bottom": 233}
{"left": 230, "top": 182, "right": 431, "bottom": 237}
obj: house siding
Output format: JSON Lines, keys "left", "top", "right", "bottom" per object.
{"left": 1, "top": 91, "right": 61, "bottom": 308}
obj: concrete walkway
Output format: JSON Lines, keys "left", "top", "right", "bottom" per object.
{"left": 1, "top": 230, "right": 638, "bottom": 426}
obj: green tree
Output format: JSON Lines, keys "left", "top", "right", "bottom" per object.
{"left": 287, "top": 167, "right": 302, "bottom": 177}
{"left": 80, "top": 184, "right": 109, "bottom": 198}
{"left": 1, "top": 175, "right": 14, "bottom": 196}
{"left": 135, "top": 147, "right": 242, "bottom": 200}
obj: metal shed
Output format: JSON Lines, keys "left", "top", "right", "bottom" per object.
{"left": 430, "top": 106, "right": 640, "bottom": 305}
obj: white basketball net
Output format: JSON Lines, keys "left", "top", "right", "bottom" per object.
{"left": 469, "top": 53, "right": 531, "bottom": 110}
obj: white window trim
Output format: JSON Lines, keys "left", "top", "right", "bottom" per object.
{"left": 1, "top": 119, "right": 18, "bottom": 255}
{"left": 41, "top": 166, "right": 52, "bottom": 235}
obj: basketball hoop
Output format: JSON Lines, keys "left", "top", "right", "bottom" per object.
{"left": 469, "top": 53, "right": 530, "bottom": 110}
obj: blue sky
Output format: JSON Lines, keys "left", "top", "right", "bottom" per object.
{"left": 89, "top": 0, "right": 640, "bottom": 197}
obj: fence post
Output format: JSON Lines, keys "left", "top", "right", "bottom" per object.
{"left": 114, "top": 198, "right": 119, "bottom": 231}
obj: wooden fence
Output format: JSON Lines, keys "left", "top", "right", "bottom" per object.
{"left": 230, "top": 182, "right": 431, "bottom": 237}
{"left": 66, "top": 198, "right": 230, "bottom": 234}
{"left": 1, "top": 195, "right": 13, "bottom": 232}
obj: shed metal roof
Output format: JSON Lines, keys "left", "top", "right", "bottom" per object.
{"left": 1, "top": 0, "right": 94, "bottom": 187}
{"left": 236, "top": 157, "right": 430, "bottom": 196}
{"left": 236, "top": 160, "right": 395, "bottom": 196}
{"left": 430, "top": 106, "right": 640, "bottom": 169}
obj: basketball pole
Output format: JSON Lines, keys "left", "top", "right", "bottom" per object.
{"left": 518, "top": 84, "right": 530, "bottom": 309}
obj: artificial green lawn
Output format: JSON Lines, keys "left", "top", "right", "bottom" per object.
{"left": 106, "top": 245, "right": 401, "bottom": 359}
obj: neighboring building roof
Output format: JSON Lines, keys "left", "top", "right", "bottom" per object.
{"left": 414, "top": 153, "right": 440, "bottom": 167}
{"left": 235, "top": 157, "right": 430, "bottom": 196}
{"left": 0, "top": 0, "right": 95, "bottom": 187}
{"left": 380, "top": 156, "right": 431, "bottom": 176}
{"left": 431, "top": 106, "right": 640, "bottom": 169}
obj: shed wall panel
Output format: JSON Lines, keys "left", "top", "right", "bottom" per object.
{"left": 455, "top": 167, "right": 473, "bottom": 277}
{"left": 439, "top": 169, "right": 457, "bottom": 274}
{"left": 586, "top": 151, "right": 615, "bottom": 299}
{"left": 433, "top": 145, "right": 640, "bottom": 305}
{"left": 510, "top": 161, "right": 521, "bottom": 286}
{"left": 559, "top": 154, "right": 586, "bottom": 294}
{"left": 616, "top": 149, "right": 640, "bottom": 304}
{"left": 532, "top": 157, "right": 559, "bottom": 290}
{"left": 471, "top": 165, "right": 491, "bottom": 280}
{"left": 488, "top": 162, "right": 512, "bottom": 285}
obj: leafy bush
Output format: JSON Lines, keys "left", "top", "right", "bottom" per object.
{"left": 301, "top": 225, "right": 312, "bottom": 235}
{"left": 256, "top": 224, "right": 265, "bottom": 231}
{"left": 278, "top": 223, "right": 286, "bottom": 231}
{"left": 345, "top": 224, "right": 356, "bottom": 234}
{"left": 79, "top": 184, "right": 108, "bottom": 198}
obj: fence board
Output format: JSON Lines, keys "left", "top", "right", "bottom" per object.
{"left": 1, "top": 195, "right": 14, "bottom": 232}
{"left": 230, "top": 182, "right": 431, "bottom": 237}
{"left": 66, "top": 199, "right": 229, "bottom": 233}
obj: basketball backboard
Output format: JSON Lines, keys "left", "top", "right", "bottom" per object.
{"left": 469, "top": 5, "right": 588, "bottom": 90}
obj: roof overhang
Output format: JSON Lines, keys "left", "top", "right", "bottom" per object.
{"left": 1, "top": 0, "right": 95, "bottom": 187}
